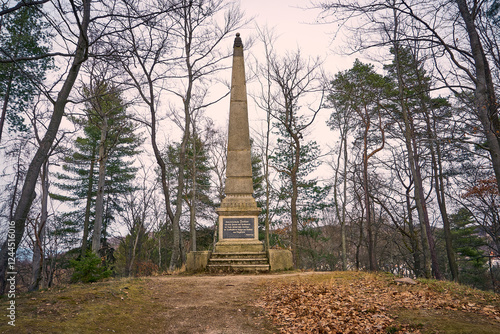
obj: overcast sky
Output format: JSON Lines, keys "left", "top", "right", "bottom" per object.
{"left": 238, "top": 0, "right": 355, "bottom": 70}
{"left": 210, "top": 0, "right": 354, "bottom": 157}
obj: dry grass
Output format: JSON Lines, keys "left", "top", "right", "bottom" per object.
{"left": 0, "top": 277, "right": 156, "bottom": 333}
{"left": 1, "top": 271, "right": 499, "bottom": 333}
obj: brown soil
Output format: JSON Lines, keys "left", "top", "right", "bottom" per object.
{"left": 142, "top": 272, "right": 330, "bottom": 333}
{"left": 143, "top": 274, "right": 281, "bottom": 334}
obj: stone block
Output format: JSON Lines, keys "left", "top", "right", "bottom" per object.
{"left": 268, "top": 249, "right": 293, "bottom": 271}
{"left": 214, "top": 240, "right": 264, "bottom": 253}
{"left": 186, "top": 251, "right": 211, "bottom": 272}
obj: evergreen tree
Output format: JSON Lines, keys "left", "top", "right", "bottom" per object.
{"left": 166, "top": 132, "right": 214, "bottom": 251}
{"left": 52, "top": 83, "right": 141, "bottom": 256}
{"left": 451, "top": 208, "right": 489, "bottom": 290}
{"left": 51, "top": 124, "right": 99, "bottom": 257}
{"left": 0, "top": 3, "right": 53, "bottom": 142}
{"left": 382, "top": 44, "right": 444, "bottom": 279}
{"left": 329, "top": 59, "right": 390, "bottom": 271}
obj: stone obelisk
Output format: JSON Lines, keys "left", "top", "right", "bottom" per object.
{"left": 215, "top": 33, "right": 263, "bottom": 253}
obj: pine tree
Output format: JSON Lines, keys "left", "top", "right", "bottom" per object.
{"left": 328, "top": 59, "right": 390, "bottom": 271}
{"left": 0, "top": 3, "right": 53, "bottom": 142}
{"left": 451, "top": 208, "right": 489, "bottom": 289}
{"left": 52, "top": 82, "right": 141, "bottom": 257}
{"left": 166, "top": 132, "right": 214, "bottom": 252}
{"left": 270, "top": 123, "right": 331, "bottom": 264}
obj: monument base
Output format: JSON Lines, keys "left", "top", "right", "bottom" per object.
{"left": 209, "top": 194, "right": 269, "bottom": 272}
{"left": 207, "top": 240, "right": 269, "bottom": 273}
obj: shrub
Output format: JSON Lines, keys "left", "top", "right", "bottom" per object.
{"left": 70, "top": 251, "right": 112, "bottom": 283}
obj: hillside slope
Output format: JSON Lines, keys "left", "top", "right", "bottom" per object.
{"left": 0, "top": 271, "right": 499, "bottom": 333}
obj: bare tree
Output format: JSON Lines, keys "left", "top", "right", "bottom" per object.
{"left": 118, "top": 163, "right": 157, "bottom": 276}
{"left": 265, "top": 49, "right": 325, "bottom": 268}
{"left": 253, "top": 25, "right": 279, "bottom": 252}
{"left": 166, "top": 0, "right": 245, "bottom": 258}
{"left": 205, "top": 122, "right": 227, "bottom": 248}
{"left": 108, "top": 0, "right": 244, "bottom": 270}
{"left": 315, "top": 0, "right": 500, "bottom": 200}
{"left": 0, "top": 0, "right": 92, "bottom": 294}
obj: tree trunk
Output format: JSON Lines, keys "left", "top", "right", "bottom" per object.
{"left": 394, "top": 52, "right": 432, "bottom": 278}
{"left": 168, "top": 102, "right": 190, "bottom": 271}
{"left": 456, "top": 0, "right": 500, "bottom": 192}
{"left": 333, "top": 123, "right": 348, "bottom": 271}
{"left": 148, "top": 99, "right": 177, "bottom": 269}
{"left": 405, "top": 185, "right": 422, "bottom": 277}
{"left": 81, "top": 152, "right": 95, "bottom": 257}
{"left": 411, "top": 136, "right": 442, "bottom": 279}
{"left": 425, "top": 108, "right": 458, "bottom": 281}
{"left": 0, "top": 0, "right": 90, "bottom": 294}
{"left": 92, "top": 116, "right": 108, "bottom": 254}
{"left": 29, "top": 160, "right": 49, "bottom": 291}
{"left": 190, "top": 126, "right": 197, "bottom": 252}
{"left": 290, "top": 136, "right": 300, "bottom": 268}
{"left": 391, "top": 11, "right": 440, "bottom": 279}
{"left": 264, "top": 110, "right": 271, "bottom": 252}
{"left": 341, "top": 133, "right": 348, "bottom": 271}
{"left": 128, "top": 224, "right": 143, "bottom": 276}
{"left": 363, "top": 131, "right": 377, "bottom": 271}
{"left": 0, "top": 69, "right": 14, "bottom": 143}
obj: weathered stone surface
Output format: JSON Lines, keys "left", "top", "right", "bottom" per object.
{"left": 268, "top": 249, "right": 294, "bottom": 271}
{"left": 226, "top": 151, "right": 252, "bottom": 176}
{"left": 210, "top": 33, "right": 270, "bottom": 273}
{"left": 186, "top": 251, "right": 211, "bottom": 272}
{"left": 214, "top": 240, "right": 264, "bottom": 253}
{"left": 224, "top": 32, "right": 254, "bottom": 202}
{"left": 206, "top": 251, "right": 269, "bottom": 273}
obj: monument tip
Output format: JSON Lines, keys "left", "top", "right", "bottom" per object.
{"left": 234, "top": 32, "right": 243, "bottom": 48}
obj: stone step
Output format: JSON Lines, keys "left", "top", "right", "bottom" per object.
{"left": 209, "top": 258, "right": 269, "bottom": 265}
{"left": 210, "top": 252, "right": 267, "bottom": 259}
{"left": 206, "top": 263, "right": 270, "bottom": 273}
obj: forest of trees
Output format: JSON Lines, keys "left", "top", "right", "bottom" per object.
{"left": 1, "top": 0, "right": 500, "bottom": 293}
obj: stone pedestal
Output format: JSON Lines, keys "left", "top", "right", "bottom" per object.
{"left": 214, "top": 195, "right": 263, "bottom": 253}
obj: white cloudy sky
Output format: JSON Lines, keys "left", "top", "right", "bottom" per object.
{"left": 238, "top": 0, "right": 354, "bottom": 70}
{"left": 208, "top": 0, "right": 356, "bottom": 159}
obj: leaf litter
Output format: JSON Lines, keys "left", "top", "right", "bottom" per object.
{"left": 258, "top": 272, "right": 500, "bottom": 333}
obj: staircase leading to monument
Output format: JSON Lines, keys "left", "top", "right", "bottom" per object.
{"left": 207, "top": 251, "right": 270, "bottom": 273}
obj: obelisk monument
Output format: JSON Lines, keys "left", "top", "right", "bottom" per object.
{"left": 215, "top": 33, "right": 263, "bottom": 253}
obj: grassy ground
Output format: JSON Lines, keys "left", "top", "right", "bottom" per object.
{"left": 0, "top": 277, "right": 158, "bottom": 333}
{"left": 0, "top": 271, "right": 498, "bottom": 333}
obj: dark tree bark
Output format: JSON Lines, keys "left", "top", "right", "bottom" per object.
{"left": 0, "top": 0, "right": 91, "bottom": 294}
{"left": 81, "top": 153, "right": 95, "bottom": 257}
{"left": 456, "top": 0, "right": 500, "bottom": 192}
{"left": 28, "top": 160, "right": 48, "bottom": 291}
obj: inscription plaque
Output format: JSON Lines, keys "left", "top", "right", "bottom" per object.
{"left": 222, "top": 217, "right": 254, "bottom": 239}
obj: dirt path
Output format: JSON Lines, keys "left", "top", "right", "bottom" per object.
{"left": 143, "top": 272, "right": 328, "bottom": 334}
